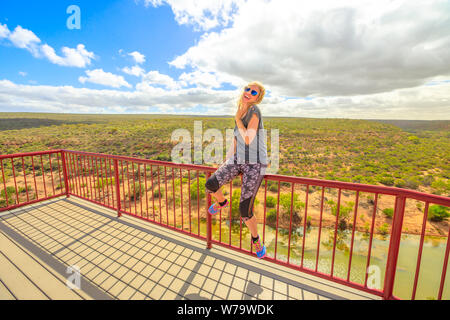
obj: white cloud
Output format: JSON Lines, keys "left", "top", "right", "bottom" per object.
{"left": 0, "top": 24, "right": 95, "bottom": 68}
{"left": 18, "top": 71, "right": 27, "bottom": 77}
{"left": 79, "top": 69, "right": 132, "bottom": 88}
{"left": 0, "top": 78, "right": 449, "bottom": 119}
{"left": 8, "top": 25, "right": 41, "bottom": 56}
{"left": 122, "top": 65, "right": 145, "bottom": 77}
{"left": 166, "top": 0, "right": 450, "bottom": 98}
{"left": 144, "top": 0, "right": 242, "bottom": 31}
{"left": 41, "top": 44, "right": 95, "bottom": 68}
{"left": 0, "top": 23, "right": 11, "bottom": 38}
{"left": 128, "top": 51, "right": 146, "bottom": 64}
{"left": 137, "top": 70, "right": 186, "bottom": 90}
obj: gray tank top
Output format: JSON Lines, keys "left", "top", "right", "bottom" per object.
{"left": 233, "top": 105, "right": 268, "bottom": 165}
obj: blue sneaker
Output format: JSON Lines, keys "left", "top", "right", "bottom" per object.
{"left": 253, "top": 236, "right": 266, "bottom": 259}
{"left": 208, "top": 199, "right": 229, "bottom": 215}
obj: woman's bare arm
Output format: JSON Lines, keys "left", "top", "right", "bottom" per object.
{"left": 235, "top": 113, "right": 259, "bottom": 145}
{"left": 225, "top": 136, "right": 236, "bottom": 160}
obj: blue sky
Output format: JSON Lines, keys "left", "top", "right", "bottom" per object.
{"left": 0, "top": 0, "right": 449, "bottom": 119}
{"left": 0, "top": 0, "right": 202, "bottom": 90}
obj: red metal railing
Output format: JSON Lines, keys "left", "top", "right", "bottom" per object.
{"left": 1, "top": 149, "right": 449, "bottom": 300}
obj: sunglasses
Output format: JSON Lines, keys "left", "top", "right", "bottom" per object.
{"left": 245, "top": 87, "right": 259, "bottom": 96}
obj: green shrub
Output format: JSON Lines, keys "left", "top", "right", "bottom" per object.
{"left": 428, "top": 205, "right": 450, "bottom": 222}
{"left": 0, "top": 186, "right": 16, "bottom": 199}
{"left": 230, "top": 189, "right": 241, "bottom": 219}
{"left": 266, "top": 196, "right": 276, "bottom": 208}
{"left": 383, "top": 208, "right": 394, "bottom": 218}
{"left": 153, "top": 187, "right": 164, "bottom": 198}
{"left": 190, "top": 177, "right": 206, "bottom": 200}
{"left": 127, "top": 182, "right": 145, "bottom": 200}
{"left": 378, "top": 223, "right": 390, "bottom": 235}
{"left": 378, "top": 175, "right": 395, "bottom": 186}
{"left": 280, "top": 192, "right": 305, "bottom": 216}
{"left": 394, "top": 179, "right": 406, "bottom": 188}
{"left": 96, "top": 177, "right": 115, "bottom": 189}
{"left": 266, "top": 209, "right": 277, "bottom": 224}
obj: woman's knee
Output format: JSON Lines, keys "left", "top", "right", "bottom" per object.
{"left": 205, "top": 175, "right": 220, "bottom": 193}
{"left": 239, "top": 197, "right": 254, "bottom": 221}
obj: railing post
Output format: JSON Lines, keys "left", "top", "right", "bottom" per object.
{"left": 114, "top": 159, "right": 121, "bottom": 217}
{"left": 60, "top": 151, "right": 70, "bottom": 198}
{"left": 383, "top": 195, "right": 406, "bottom": 300}
{"left": 206, "top": 172, "right": 212, "bottom": 249}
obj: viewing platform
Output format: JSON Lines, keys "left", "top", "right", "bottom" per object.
{"left": 0, "top": 196, "right": 377, "bottom": 300}
{"left": 0, "top": 149, "right": 449, "bottom": 300}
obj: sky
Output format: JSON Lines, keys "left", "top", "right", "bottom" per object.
{"left": 0, "top": 0, "right": 449, "bottom": 119}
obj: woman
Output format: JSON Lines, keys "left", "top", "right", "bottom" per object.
{"left": 205, "top": 81, "right": 268, "bottom": 259}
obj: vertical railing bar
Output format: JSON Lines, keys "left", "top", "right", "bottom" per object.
{"left": 21, "top": 156, "right": 30, "bottom": 202}
{"left": 229, "top": 180, "right": 233, "bottom": 246}
{"left": 1, "top": 159, "right": 9, "bottom": 207}
{"left": 56, "top": 152, "right": 63, "bottom": 194}
{"left": 196, "top": 170, "right": 200, "bottom": 235}
{"left": 121, "top": 160, "right": 126, "bottom": 212}
{"left": 48, "top": 154, "right": 56, "bottom": 196}
{"left": 95, "top": 157, "right": 102, "bottom": 203}
{"left": 67, "top": 154, "right": 74, "bottom": 195}
{"left": 126, "top": 161, "right": 132, "bottom": 213}
{"left": 383, "top": 195, "right": 406, "bottom": 300}
{"left": 89, "top": 156, "right": 94, "bottom": 200}
{"left": 150, "top": 165, "right": 156, "bottom": 220}
{"left": 206, "top": 172, "right": 212, "bottom": 249}
{"left": 145, "top": 164, "right": 149, "bottom": 219}
{"left": 138, "top": 163, "right": 143, "bottom": 217}
{"left": 108, "top": 158, "right": 115, "bottom": 208}
{"left": 411, "top": 201, "right": 429, "bottom": 300}
{"left": 39, "top": 154, "right": 47, "bottom": 198}
{"left": 172, "top": 167, "right": 176, "bottom": 228}
{"left": 79, "top": 155, "right": 86, "bottom": 198}
{"left": 315, "top": 186, "right": 325, "bottom": 272}
{"left": 365, "top": 192, "right": 379, "bottom": 287}
{"left": 157, "top": 166, "right": 162, "bottom": 224}
{"left": 347, "top": 190, "right": 360, "bottom": 282}
{"left": 114, "top": 159, "right": 121, "bottom": 217}
{"left": 263, "top": 178, "right": 267, "bottom": 244}
{"left": 275, "top": 180, "right": 281, "bottom": 260}
{"left": 187, "top": 169, "right": 191, "bottom": 233}
{"left": 30, "top": 156, "right": 39, "bottom": 200}
{"left": 287, "top": 183, "right": 295, "bottom": 264}
{"left": 83, "top": 155, "right": 89, "bottom": 198}
{"left": 86, "top": 156, "right": 94, "bottom": 200}
{"left": 301, "top": 184, "right": 310, "bottom": 268}
{"left": 99, "top": 157, "right": 106, "bottom": 205}
{"left": 438, "top": 223, "right": 450, "bottom": 300}
{"left": 76, "top": 155, "right": 85, "bottom": 198}
{"left": 331, "top": 188, "right": 342, "bottom": 277}
{"left": 10, "top": 158, "right": 19, "bottom": 205}
{"left": 60, "top": 152, "right": 69, "bottom": 197}
{"left": 104, "top": 157, "right": 111, "bottom": 207}
{"left": 219, "top": 176, "right": 222, "bottom": 245}
{"left": 239, "top": 175, "right": 243, "bottom": 250}
{"left": 164, "top": 166, "right": 169, "bottom": 226}
{"left": 179, "top": 168, "right": 184, "bottom": 231}
{"left": 83, "top": 155, "right": 90, "bottom": 199}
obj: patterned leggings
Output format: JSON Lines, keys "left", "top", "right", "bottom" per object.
{"left": 205, "top": 155, "right": 266, "bottom": 221}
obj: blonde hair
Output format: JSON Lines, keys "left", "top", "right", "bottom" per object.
{"left": 237, "top": 81, "right": 266, "bottom": 110}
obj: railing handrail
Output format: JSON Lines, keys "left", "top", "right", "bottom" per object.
{"left": 1, "top": 148, "right": 449, "bottom": 300}
{"left": 59, "top": 149, "right": 450, "bottom": 206}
